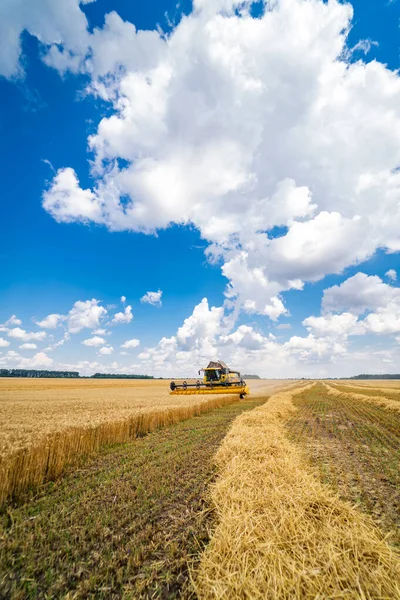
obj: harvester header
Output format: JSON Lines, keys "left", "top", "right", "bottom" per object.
{"left": 169, "top": 360, "right": 249, "bottom": 398}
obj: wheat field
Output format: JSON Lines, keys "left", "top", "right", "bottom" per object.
{"left": 0, "top": 377, "right": 288, "bottom": 505}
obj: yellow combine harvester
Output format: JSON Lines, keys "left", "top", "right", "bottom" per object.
{"left": 169, "top": 360, "right": 250, "bottom": 399}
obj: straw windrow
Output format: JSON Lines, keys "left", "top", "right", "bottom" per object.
{"left": 195, "top": 384, "right": 400, "bottom": 599}
{"left": 324, "top": 382, "right": 400, "bottom": 412}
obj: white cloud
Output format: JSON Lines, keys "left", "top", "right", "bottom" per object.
{"left": 0, "top": 338, "right": 10, "bottom": 348}
{"left": 58, "top": 360, "right": 102, "bottom": 376}
{"left": 283, "top": 334, "right": 346, "bottom": 362}
{"left": 93, "top": 328, "right": 107, "bottom": 335}
{"left": 98, "top": 345, "right": 114, "bottom": 355}
{"left": 316, "top": 273, "right": 400, "bottom": 337}
{"left": 276, "top": 323, "right": 291, "bottom": 330}
{"left": 111, "top": 305, "right": 133, "bottom": 324}
{"left": 135, "top": 297, "right": 349, "bottom": 378}
{"left": 68, "top": 299, "right": 107, "bottom": 333}
{"left": 140, "top": 290, "right": 162, "bottom": 307}
{"left": 43, "top": 168, "right": 104, "bottom": 224}
{"left": 21, "top": 352, "right": 53, "bottom": 368}
{"left": 386, "top": 269, "right": 397, "bottom": 281}
{"left": 37, "top": 0, "right": 400, "bottom": 320}
{"left": 0, "top": 0, "right": 93, "bottom": 79}
{"left": 4, "top": 315, "right": 22, "bottom": 326}
{"left": 1, "top": 351, "right": 54, "bottom": 369}
{"left": 36, "top": 313, "right": 66, "bottom": 328}
{"left": 82, "top": 336, "right": 105, "bottom": 347}
{"left": 44, "top": 332, "right": 70, "bottom": 352}
{"left": 19, "top": 343, "right": 38, "bottom": 350}
{"left": 121, "top": 338, "right": 140, "bottom": 349}
{"left": 263, "top": 296, "right": 287, "bottom": 321}
{"left": 303, "top": 313, "right": 364, "bottom": 337}
{"left": 121, "top": 295, "right": 126, "bottom": 303}
{"left": 7, "top": 327, "right": 47, "bottom": 341}
{"left": 322, "top": 273, "right": 397, "bottom": 315}
{"left": 363, "top": 298, "right": 400, "bottom": 335}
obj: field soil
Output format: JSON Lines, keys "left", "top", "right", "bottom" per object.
{"left": 286, "top": 383, "right": 400, "bottom": 547}
{"left": 0, "top": 396, "right": 266, "bottom": 599}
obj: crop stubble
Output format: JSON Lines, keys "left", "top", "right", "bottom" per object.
{"left": 287, "top": 383, "right": 400, "bottom": 547}
{"left": 195, "top": 382, "right": 400, "bottom": 599}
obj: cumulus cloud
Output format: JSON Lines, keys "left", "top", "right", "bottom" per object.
{"left": 4, "top": 315, "right": 22, "bottom": 326}
{"left": 19, "top": 343, "right": 38, "bottom": 350}
{"left": 136, "top": 297, "right": 350, "bottom": 378}
{"left": 306, "top": 273, "right": 400, "bottom": 339}
{"left": 4, "top": 351, "right": 54, "bottom": 369}
{"left": 34, "top": 0, "right": 400, "bottom": 320}
{"left": 121, "top": 295, "right": 126, "bottom": 303}
{"left": 386, "top": 269, "right": 397, "bottom": 281}
{"left": 322, "top": 273, "right": 397, "bottom": 315}
{"left": 0, "top": 0, "right": 94, "bottom": 78}
{"left": 140, "top": 290, "right": 162, "bottom": 307}
{"left": 98, "top": 345, "right": 114, "bottom": 355}
{"left": 111, "top": 305, "right": 133, "bottom": 324}
{"left": 5, "top": 351, "right": 20, "bottom": 359}
{"left": 68, "top": 299, "right": 107, "bottom": 333}
{"left": 36, "top": 313, "right": 66, "bottom": 328}
{"left": 121, "top": 338, "right": 140, "bottom": 349}
{"left": 0, "top": 338, "right": 10, "bottom": 348}
{"left": 23, "top": 352, "right": 53, "bottom": 368}
{"left": 303, "top": 313, "right": 364, "bottom": 338}
{"left": 7, "top": 327, "right": 47, "bottom": 341}
{"left": 82, "top": 336, "right": 105, "bottom": 346}
{"left": 43, "top": 168, "right": 104, "bottom": 224}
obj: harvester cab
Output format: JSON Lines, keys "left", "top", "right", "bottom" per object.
{"left": 170, "top": 360, "right": 249, "bottom": 399}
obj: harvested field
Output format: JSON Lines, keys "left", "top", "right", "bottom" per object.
{"left": 195, "top": 383, "right": 400, "bottom": 599}
{"left": 0, "top": 396, "right": 266, "bottom": 599}
{"left": 329, "top": 381, "right": 400, "bottom": 402}
{"left": 0, "top": 378, "right": 288, "bottom": 505}
{"left": 338, "top": 380, "right": 400, "bottom": 390}
{"left": 325, "top": 381, "right": 400, "bottom": 413}
{"left": 287, "top": 383, "right": 400, "bottom": 547}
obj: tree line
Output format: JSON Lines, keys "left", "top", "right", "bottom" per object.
{"left": 0, "top": 369, "right": 153, "bottom": 379}
{"left": 350, "top": 374, "right": 400, "bottom": 380}
{"left": 0, "top": 369, "right": 79, "bottom": 378}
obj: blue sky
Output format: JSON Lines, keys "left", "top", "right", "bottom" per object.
{"left": 0, "top": 0, "right": 399, "bottom": 377}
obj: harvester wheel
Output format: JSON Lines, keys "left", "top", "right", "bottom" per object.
{"left": 240, "top": 393, "right": 245, "bottom": 399}
{"left": 183, "top": 381, "right": 187, "bottom": 390}
{"left": 170, "top": 381, "right": 176, "bottom": 391}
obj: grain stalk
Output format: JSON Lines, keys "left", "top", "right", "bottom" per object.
{"left": 0, "top": 394, "right": 239, "bottom": 506}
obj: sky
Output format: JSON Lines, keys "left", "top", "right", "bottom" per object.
{"left": 0, "top": 0, "right": 400, "bottom": 379}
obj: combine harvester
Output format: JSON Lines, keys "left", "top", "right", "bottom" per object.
{"left": 169, "top": 360, "right": 249, "bottom": 399}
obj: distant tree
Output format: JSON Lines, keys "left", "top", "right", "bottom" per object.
{"left": 350, "top": 374, "right": 400, "bottom": 380}
{"left": 0, "top": 369, "right": 79, "bottom": 378}
{"left": 90, "top": 373, "right": 154, "bottom": 379}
